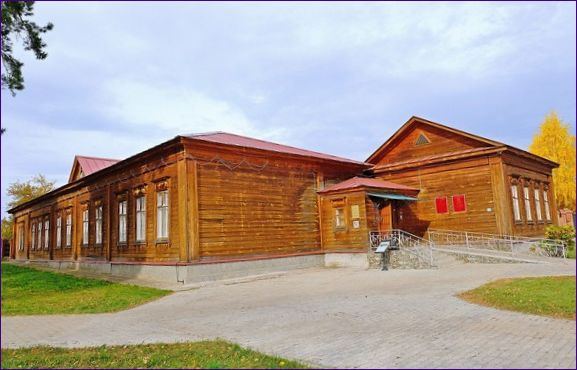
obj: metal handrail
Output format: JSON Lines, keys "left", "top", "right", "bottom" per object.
{"left": 426, "top": 229, "right": 566, "bottom": 259}
{"left": 369, "top": 229, "right": 434, "bottom": 267}
{"left": 427, "top": 228, "right": 564, "bottom": 245}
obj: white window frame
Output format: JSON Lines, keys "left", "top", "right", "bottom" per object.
{"left": 543, "top": 190, "right": 552, "bottom": 222}
{"left": 118, "top": 200, "right": 127, "bottom": 244}
{"left": 156, "top": 190, "right": 169, "bottom": 240}
{"left": 44, "top": 219, "right": 50, "bottom": 250}
{"left": 95, "top": 205, "right": 103, "bottom": 245}
{"left": 523, "top": 186, "right": 532, "bottom": 222}
{"left": 18, "top": 223, "right": 24, "bottom": 251}
{"left": 65, "top": 213, "right": 72, "bottom": 248}
{"left": 37, "top": 221, "right": 43, "bottom": 250}
{"left": 335, "top": 208, "right": 345, "bottom": 229}
{"left": 534, "top": 189, "right": 542, "bottom": 222}
{"left": 82, "top": 208, "right": 89, "bottom": 246}
{"left": 136, "top": 196, "right": 146, "bottom": 243}
{"left": 56, "top": 216, "right": 62, "bottom": 248}
{"left": 31, "top": 222, "right": 36, "bottom": 250}
{"left": 511, "top": 185, "right": 521, "bottom": 222}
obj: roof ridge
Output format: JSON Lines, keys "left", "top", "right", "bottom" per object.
{"left": 186, "top": 131, "right": 226, "bottom": 137}
{"left": 185, "top": 131, "right": 368, "bottom": 165}
{"left": 75, "top": 155, "right": 121, "bottom": 162}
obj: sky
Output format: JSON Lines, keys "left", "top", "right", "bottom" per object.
{"left": 1, "top": 1, "right": 576, "bottom": 216}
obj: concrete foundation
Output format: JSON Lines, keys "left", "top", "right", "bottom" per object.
{"left": 187, "top": 254, "right": 326, "bottom": 283}
{"left": 14, "top": 253, "right": 368, "bottom": 284}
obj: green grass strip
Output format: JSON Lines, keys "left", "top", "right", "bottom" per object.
{"left": 1, "top": 340, "right": 309, "bottom": 369}
{"left": 459, "top": 275, "right": 576, "bottom": 320}
{"left": 1, "top": 263, "right": 170, "bottom": 315}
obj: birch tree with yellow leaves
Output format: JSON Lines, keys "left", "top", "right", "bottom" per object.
{"left": 529, "top": 111, "right": 576, "bottom": 211}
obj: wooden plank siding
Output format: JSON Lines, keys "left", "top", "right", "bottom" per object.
{"left": 319, "top": 191, "right": 369, "bottom": 252}
{"left": 183, "top": 140, "right": 362, "bottom": 259}
{"left": 375, "top": 158, "right": 498, "bottom": 236}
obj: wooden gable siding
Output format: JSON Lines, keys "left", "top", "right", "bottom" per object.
{"left": 319, "top": 191, "right": 369, "bottom": 252}
{"left": 373, "top": 122, "right": 492, "bottom": 166}
{"left": 184, "top": 141, "right": 363, "bottom": 260}
{"left": 375, "top": 157, "right": 498, "bottom": 236}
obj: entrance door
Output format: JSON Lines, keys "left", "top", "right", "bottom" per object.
{"left": 379, "top": 201, "right": 393, "bottom": 231}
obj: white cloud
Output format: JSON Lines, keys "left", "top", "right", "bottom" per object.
{"left": 100, "top": 80, "right": 291, "bottom": 142}
{"left": 102, "top": 80, "right": 257, "bottom": 135}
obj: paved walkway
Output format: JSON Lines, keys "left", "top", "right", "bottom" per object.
{"left": 2, "top": 261, "right": 576, "bottom": 368}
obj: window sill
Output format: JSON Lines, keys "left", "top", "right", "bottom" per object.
{"left": 156, "top": 239, "right": 170, "bottom": 246}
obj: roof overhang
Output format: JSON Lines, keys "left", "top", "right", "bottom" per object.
{"left": 367, "top": 192, "right": 418, "bottom": 201}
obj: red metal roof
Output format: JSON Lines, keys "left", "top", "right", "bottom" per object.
{"left": 318, "top": 176, "right": 419, "bottom": 194}
{"left": 73, "top": 155, "right": 120, "bottom": 179}
{"left": 185, "top": 132, "right": 368, "bottom": 165}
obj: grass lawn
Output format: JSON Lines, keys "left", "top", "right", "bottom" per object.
{"left": 459, "top": 275, "right": 576, "bottom": 320}
{"left": 1, "top": 263, "right": 170, "bottom": 315}
{"left": 1, "top": 340, "right": 309, "bottom": 369}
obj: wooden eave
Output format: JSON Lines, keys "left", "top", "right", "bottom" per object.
{"left": 8, "top": 137, "right": 184, "bottom": 214}
{"left": 181, "top": 136, "right": 371, "bottom": 170}
{"left": 503, "top": 145, "right": 559, "bottom": 168}
{"left": 371, "top": 146, "right": 507, "bottom": 174}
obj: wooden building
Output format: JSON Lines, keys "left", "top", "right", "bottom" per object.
{"left": 9, "top": 117, "right": 559, "bottom": 270}
{"left": 365, "top": 117, "right": 559, "bottom": 238}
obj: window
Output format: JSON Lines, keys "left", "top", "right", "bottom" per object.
{"left": 65, "top": 213, "right": 72, "bottom": 247}
{"left": 18, "top": 224, "right": 24, "bottom": 251}
{"left": 56, "top": 216, "right": 62, "bottom": 248}
{"left": 31, "top": 222, "right": 36, "bottom": 250}
{"left": 543, "top": 190, "right": 551, "bottom": 222}
{"left": 157, "top": 190, "right": 169, "bottom": 240}
{"left": 44, "top": 219, "right": 50, "bottom": 250}
{"left": 82, "top": 208, "right": 89, "bottom": 246}
{"left": 415, "top": 133, "right": 430, "bottom": 146}
{"left": 118, "top": 200, "right": 127, "bottom": 244}
{"left": 95, "top": 205, "right": 103, "bottom": 245}
{"left": 523, "top": 186, "right": 532, "bottom": 222}
{"left": 534, "top": 189, "right": 542, "bottom": 222}
{"left": 435, "top": 197, "right": 448, "bottom": 214}
{"left": 511, "top": 184, "right": 521, "bottom": 221}
{"left": 37, "top": 221, "right": 43, "bottom": 250}
{"left": 136, "top": 196, "right": 146, "bottom": 242}
{"left": 452, "top": 195, "right": 466, "bottom": 212}
{"left": 334, "top": 208, "right": 345, "bottom": 228}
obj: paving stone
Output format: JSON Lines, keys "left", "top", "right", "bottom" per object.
{"left": 2, "top": 261, "right": 575, "bottom": 368}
